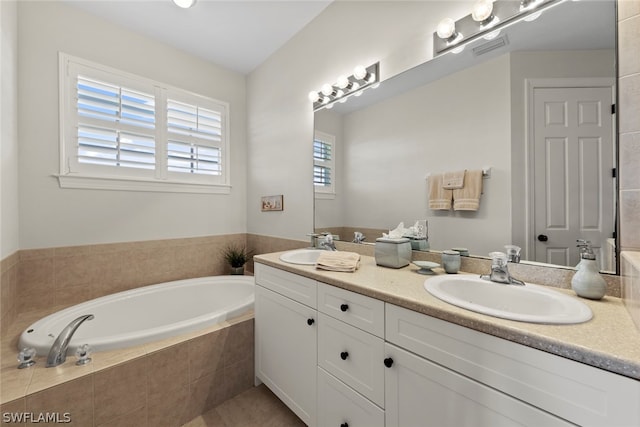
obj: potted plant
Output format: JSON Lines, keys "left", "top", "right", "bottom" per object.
{"left": 223, "top": 244, "right": 253, "bottom": 275}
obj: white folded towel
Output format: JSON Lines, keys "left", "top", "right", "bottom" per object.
{"left": 315, "top": 251, "right": 361, "bottom": 272}
{"left": 453, "top": 169, "right": 483, "bottom": 211}
{"left": 428, "top": 174, "right": 452, "bottom": 210}
{"left": 443, "top": 170, "right": 466, "bottom": 189}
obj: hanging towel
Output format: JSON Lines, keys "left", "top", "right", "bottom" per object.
{"left": 428, "top": 173, "right": 452, "bottom": 210}
{"left": 315, "top": 251, "right": 361, "bottom": 273}
{"left": 442, "top": 170, "right": 466, "bottom": 189}
{"left": 453, "top": 169, "right": 483, "bottom": 211}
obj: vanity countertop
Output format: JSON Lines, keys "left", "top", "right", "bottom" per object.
{"left": 254, "top": 252, "right": 640, "bottom": 381}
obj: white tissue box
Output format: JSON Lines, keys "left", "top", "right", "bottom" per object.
{"left": 375, "top": 237, "right": 412, "bottom": 268}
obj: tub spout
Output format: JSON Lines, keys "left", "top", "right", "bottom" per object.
{"left": 46, "top": 314, "right": 94, "bottom": 367}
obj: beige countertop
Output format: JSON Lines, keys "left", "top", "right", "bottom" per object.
{"left": 255, "top": 252, "right": 640, "bottom": 381}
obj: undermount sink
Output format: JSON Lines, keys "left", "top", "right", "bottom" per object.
{"left": 279, "top": 249, "right": 323, "bottom": 265}
{"left": 424, "top": 275, "right": 592, "bottom": 324}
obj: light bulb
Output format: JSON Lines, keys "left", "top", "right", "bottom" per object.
{"left": 335, "top": 89, "right": 344, "bottom": 98}
{"left": 339, "top": 98, "right": 348, "bottom": 103}
{"left": 321, "top": 96, "right": 330, "bottom": 104}
{"left": 321, "top": 84, "right": 334, "bottom": 96}
{"left": 353, "top": 65, "right": 368, "bottom": 80}
{"left": 452, "top": 45, "right": 465, "bottom": 54}
{"left": 472, "top": 0, "right": 494, "bottom": 23}
{"left": 354, "top": 90, "right": 364, "bottom": 97}
{"left": 351, "top": 82, "right": 360, "bottom": 92}
{"left": 371, "top": 82, "right": 380, "bottom": 89}
{"left": 484, "top": 29, "right": 501, "bottom": 40}
{"left": 326, "top": 103, "right": 334, "bottom": 109}
{"left": 173, "top": 0, "right": 196, "bottom": 8}
{"left": 308, "top": 91, "right": 320, "bottom": 103}
{"left": 336, "top": 75, "right": 350, "bottom": 89}
{"left": 367, "top": 73, "right": 376, "bottom": 84}
{"left": 436, "top": 18, "right": 456, "bottom": 39}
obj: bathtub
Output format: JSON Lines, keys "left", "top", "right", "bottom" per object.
{"left": 18, "top": 275, "right": 254, "bottom": 355}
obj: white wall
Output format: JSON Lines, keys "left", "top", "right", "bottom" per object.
{"left": 341, "top": 54, "right": 512, "bottom": 255}
{"left": 1, "top": 0, "right": 19, "bottom": 259}
{"left": 247, "top": 1, "right": 474, "bottom": 241}
{"left": 17, "top": 1, "right": 247, "bottom": 249}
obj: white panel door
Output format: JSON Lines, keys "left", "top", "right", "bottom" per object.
{"left": 533, "top": 86, "right": 614, "bottom": 267}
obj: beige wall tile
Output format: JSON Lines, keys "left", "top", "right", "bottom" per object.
{"left": 1, "top": 398, "right": 26, "bottom": 427}
{"left": 619, "top": 74, "right": 640, "bottom": 134}
{"left": 222, "top": 319, "right": 254, "bottom": 369}
{"left": 25, "top": 376, "right": 93, "bottom": 427}
{"left": 187, "top": 369, "right": 226, "bottom": 421}
{"left": 147, "top": 345, "right": 189, "bottom": 404}
{"left": 223, "top": 355, "right": 254, "bottom": 399}
{"left": 620, "top": 190, "right": 640, "bottom": 250}
{"left": 95, "top": 406, "right": 147, "bottom": 427}
{"left": 619, "top": 15, "right": 640, "bottom": 76}
{"left": 618, "top": 0, "right": 640, "bottom": 21}
{"left": 188, "top": 329, "right": 228, "bottom": 382}
{"left": 620, "top": 132, "right": 640, "bottom": 190}
{"left": 93, "top": 358, "right": 147, "bottom": 426}
{"left": 17, "top": 258, "right": 53, "bottom": 297}
{"left": 147, "top": 384, "right": 190, "bottom": 427}
{"left": 621, "top": 253, "right": 640, "bottom": 330}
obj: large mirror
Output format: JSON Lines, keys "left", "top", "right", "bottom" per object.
{"left": 314, "top": 0, "right": 617, "bottom": 272}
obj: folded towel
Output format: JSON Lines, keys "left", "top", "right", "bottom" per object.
{"left": 428, "top": 173, "right": 452, "bottom": 210}
{"left": 453, "top": 169, "right": 483, "bottom": 211}
{"left": 443, "top": 170, "right": 466, "bottom": 189}
{"left": 315, "top": 251, "right": 361, "bottom": 272}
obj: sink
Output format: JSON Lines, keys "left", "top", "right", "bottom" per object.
{"left": 279, "top": 249, "right": 323, "bottom": 265}
{"left": 424, "top": 275, "right": 592, "bottom": 324}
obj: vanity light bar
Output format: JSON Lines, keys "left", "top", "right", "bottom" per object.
{"left": 309, "top": 62, "right": 380, "bottom": 112}
{"left": 433, "top": 0, "right": 563, "bottom": 55}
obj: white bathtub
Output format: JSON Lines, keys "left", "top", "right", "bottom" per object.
{"left": 18, "top": 275, "right": 254, "bottom": 355}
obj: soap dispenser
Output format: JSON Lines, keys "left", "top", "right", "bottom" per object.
{"left": 571, "top": 240, "right": 606, "bottom": 300}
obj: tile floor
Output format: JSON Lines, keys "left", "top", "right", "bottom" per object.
{"left": 182, "top": 384, "right": 305, "bottom": 427}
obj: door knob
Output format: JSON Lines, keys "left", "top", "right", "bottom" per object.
{"left": 537, "top": 234, "right": 549, "bottom": 242}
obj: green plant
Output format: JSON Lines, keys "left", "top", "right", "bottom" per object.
{"left": 223, "top": 244, "right": 253, "bottom": 268}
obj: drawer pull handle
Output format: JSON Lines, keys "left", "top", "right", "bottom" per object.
{"left": 340, "top": 351, "right": 349, "bottom": 360}
{"left": 340, "top": 303, "right": 349, "bottom": 312}
{"left": 307, "top": 318, "right": 315, "bottom": 326}
{"left": 384, "top": 357, "right": 394, "bottom": 368}
{"left": 340, "top": 423, "right": 349, "bottom": 427}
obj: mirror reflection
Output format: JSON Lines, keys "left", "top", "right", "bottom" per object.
{"left": 313, "top": 0, "right": 617, "bottom": 272}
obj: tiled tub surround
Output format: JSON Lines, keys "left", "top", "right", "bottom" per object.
{"left": 0, "top": 311, "right": 255, "bottom": 427}
{"left": 255, "top": 251, "right": 640, "bottom": 380}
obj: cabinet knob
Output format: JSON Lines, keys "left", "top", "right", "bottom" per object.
{"left": 340, "top": 303, "right": 349, "bottom": 312}
{"left": 384, "top": 357, "right": 394, "bottom": 368}
{"left": 537, "top": 234, "right": 549, "bottom": 242}
{"left": 307, "top": 318, "right": 315, "bottom": 326}
{"left": 340, "top": 423, "right": 349, "bottom": 427}
{"left": 340, "top": 351, "right": 349, "bottom": 360}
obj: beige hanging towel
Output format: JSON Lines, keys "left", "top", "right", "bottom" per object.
{"left": 442, "top": 170, "right": 466, "bottom": 189}
{"left": 428, "top": 173, "right": 453, "bottom": 210}
{"left": 453, "top": 169, "right": 483, "bottom": 211}
{"left": 315, "top": 251, "right": 361, "bottom": 273}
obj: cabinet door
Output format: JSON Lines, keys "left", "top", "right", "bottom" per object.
{"left": 317, "top": 367, "right": 384, "bottom": 427}
{"left": 255, "top": 285, "right": 317, "bottom": 426}
{"left": 384, "top": 343, "right": 573, "bottom": 427}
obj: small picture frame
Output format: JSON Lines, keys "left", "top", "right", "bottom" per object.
{"left": 261, "top": 195, "right": 284, "bottom": 212}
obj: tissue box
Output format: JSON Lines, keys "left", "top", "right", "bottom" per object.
{"left": 409, "top": 238, "right": 430, "bottom": 251}
{"left": 375, "top": 237, "right": 412, "bottom": 268}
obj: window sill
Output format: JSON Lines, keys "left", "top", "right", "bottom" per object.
{"left": 56, "top": 174, "right": 231, "bottom": 194}
{"left": 315, "top": 192, "right": 336, "bottom": 200}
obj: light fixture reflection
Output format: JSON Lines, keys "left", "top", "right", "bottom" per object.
{"left": 173, "top": 0, "right": 196, "bottom": 9}
{"left": 308, "top": 63, "right": 380, "bottom": 111}
{"left": 472, "top": 0, "right": 494, "bottom": 24}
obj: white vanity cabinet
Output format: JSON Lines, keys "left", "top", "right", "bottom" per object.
{"left": 254, "top": 264, "right": 318, "bottom": 426}
{"left": 385, "top": 303, "right": 640, "bottom": 427}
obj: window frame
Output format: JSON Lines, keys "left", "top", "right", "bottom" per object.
{"left": 313, "top": 130, "right": 336, "bottom": 199}
{"left": 58, "top": 53, "right": 231, "bottom": 194}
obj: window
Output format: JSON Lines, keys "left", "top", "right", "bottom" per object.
{"left": 59, "top": 53, "right": 230, "bottom": 193}
{"left": 313, "top": 131, "right": 335, "bottom": 198}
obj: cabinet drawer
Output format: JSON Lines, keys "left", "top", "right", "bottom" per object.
{"left": 318, "top": 367, "right": 384, "bottom": 427}
{"left": 386, "top": 303, "right": 640, "bottom": 427}
{"left": 318, "top": 313, "right": 385, "bottom": 407}
{"left": 317, "top": 282, "right": 384, "bottom": 337}
{"left": 255, "top": 263, "right": 317, "bottom": 308}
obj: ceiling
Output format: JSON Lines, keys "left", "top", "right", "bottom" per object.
{"left": 63, "top": 0, "right": 334, "bottom": 75}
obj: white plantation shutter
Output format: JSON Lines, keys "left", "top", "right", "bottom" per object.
{"left": 60, "top": 54, "right": 230, "bottom": 193}
{"left": 314, "top": 131, "right": 335, "bottom": 195}
{"left": 167, "top": 99, "right": 224, "bottom": 176}
{"left": 76, "top": 76, "right": 156, "bottom": 171}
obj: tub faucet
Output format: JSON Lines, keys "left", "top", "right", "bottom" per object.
{"left": 319, "top": 233, "right": 337, "bottom": 251}
{"left": 480, "top": 252, "right": 525, "bottom": 286}
{"left": 46, "top": 314, "right": 94, "bottom": 367}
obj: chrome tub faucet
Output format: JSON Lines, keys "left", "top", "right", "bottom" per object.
{"left": 46, "top": 314, "right": 94, "bottom": 367}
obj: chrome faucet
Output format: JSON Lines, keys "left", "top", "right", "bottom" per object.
{"left": 46, "top": 314, "right": 94, "bottom": 367}
{"left": 481, "top": 252, "right": 525, "bottom": 286}
{"left": 352, "top": 231, "right": 366, "bottom": 244}
{"left": 319, "top": 233, "right": 337, "bottom": 251}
